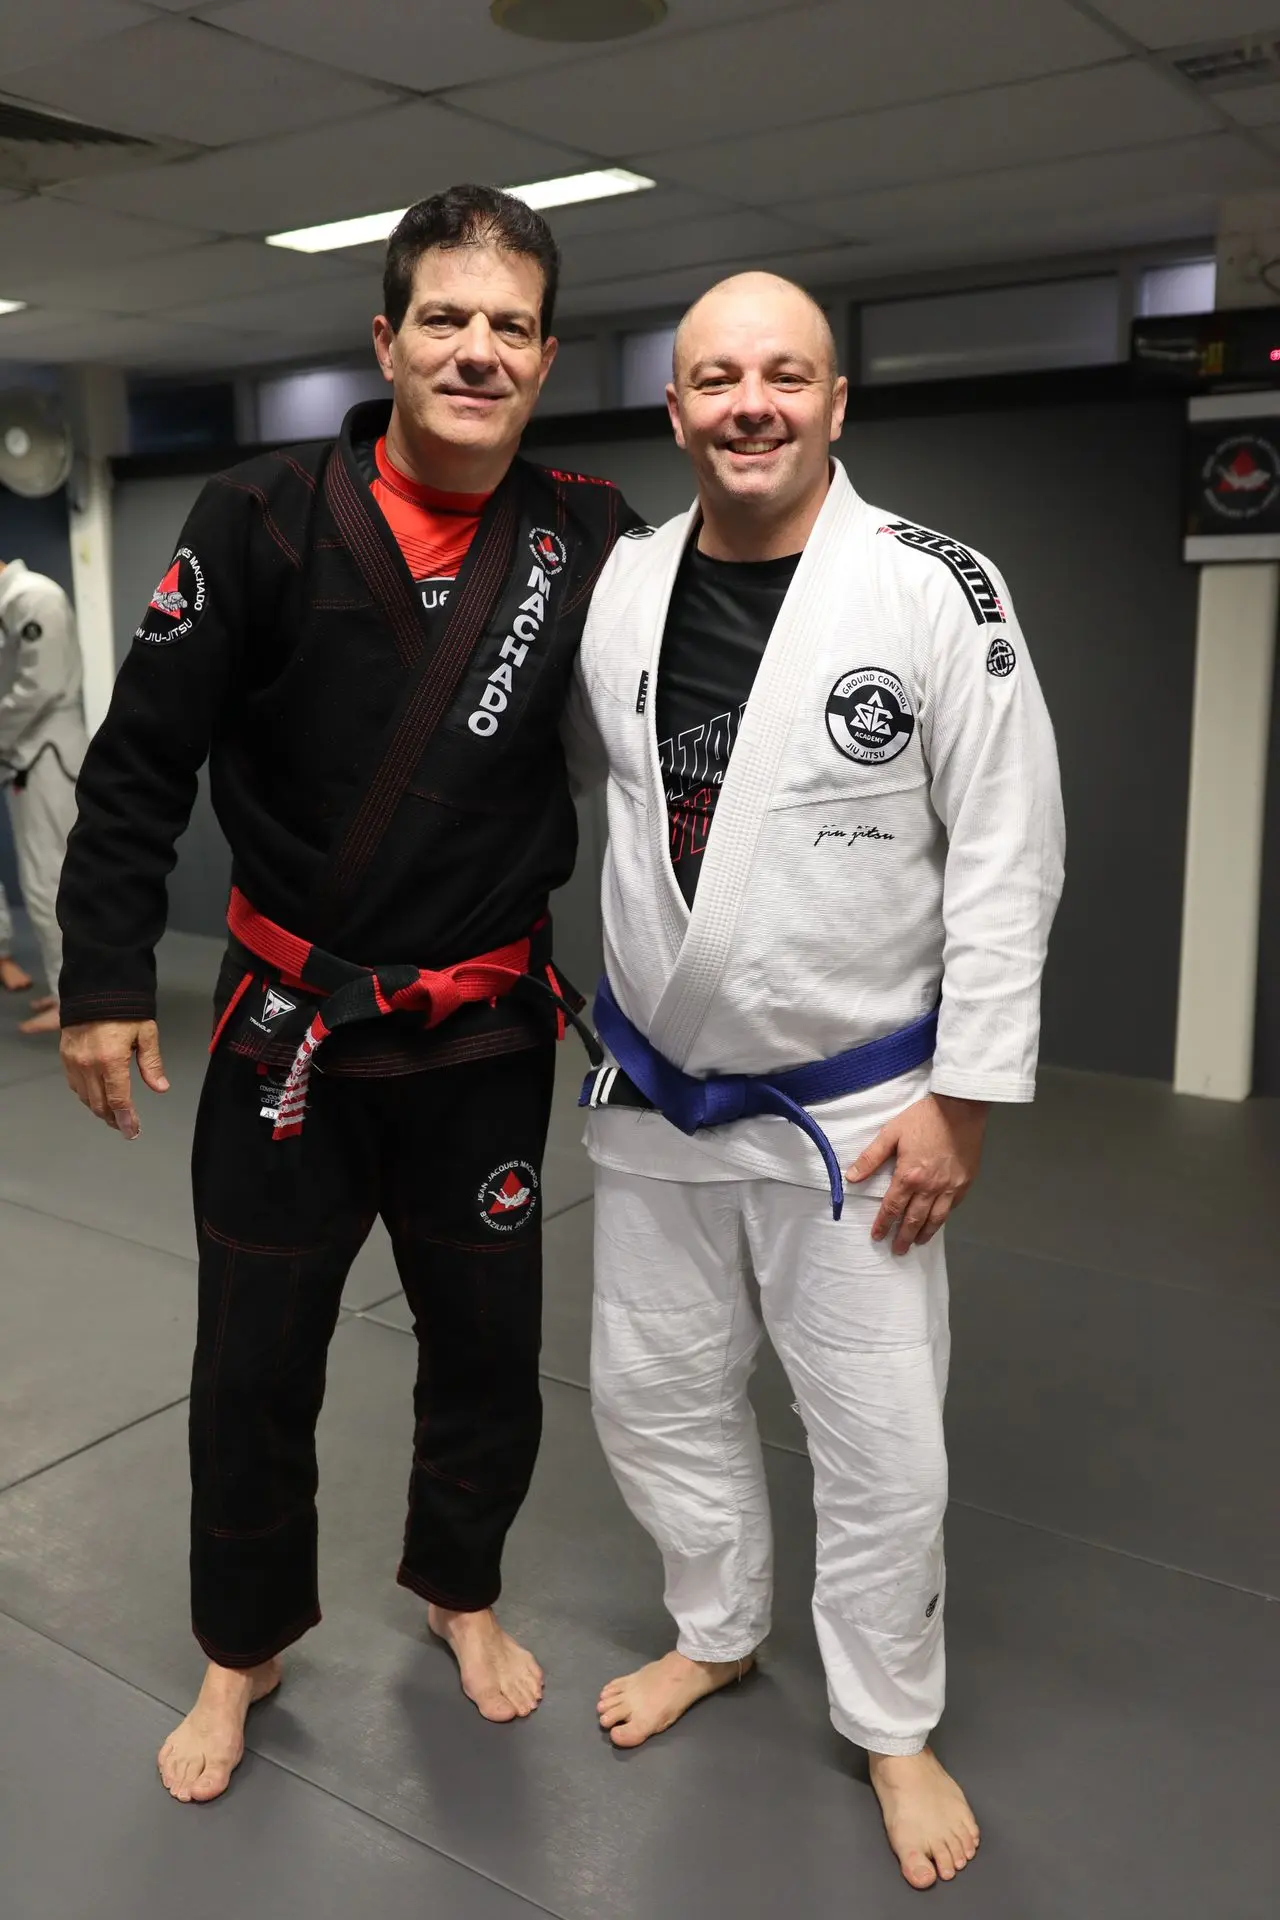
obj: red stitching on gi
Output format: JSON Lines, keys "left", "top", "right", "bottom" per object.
{"left": 269, "top": 451, "right": 318, "bottom": 491}
{"left": 201, "top": 1218, "right": 326, "bottom": 1258}
{"left": 395, "top": 1567, "right": 497, "bottom": 1612}
{"left": 209, "top": 970, "right": 254, "bottom": 1054}
{"left": 213, "top": 476, "right": 302, "bottom": 569}
{"left": 324, "top": 456, "right": 422, "bottom": 670}
{"left": 193, "top": 1608, "right": 321, "bottom": 1670}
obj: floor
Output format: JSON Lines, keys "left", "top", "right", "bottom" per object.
{"left": 1, "top": 923, "right": 1277, "bottom": 1920}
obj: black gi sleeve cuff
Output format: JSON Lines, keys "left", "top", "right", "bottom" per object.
{"left": 59, "top": 992, "right": 159, "bottom": 1029}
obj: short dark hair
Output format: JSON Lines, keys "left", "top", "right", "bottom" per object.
{"left": 382, "top": 183, "right": 560, "bottom": 339}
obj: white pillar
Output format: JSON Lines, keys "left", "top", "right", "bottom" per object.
{"left": 1173, "top": 563, "right": 1277, "bottom": 1098}
{"left": 60, "top": 366, "right": 127, "bottom": 738}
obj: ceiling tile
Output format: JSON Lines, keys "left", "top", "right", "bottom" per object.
{"left": 445, "top": 0, "right": 1122, "bottom": 157}
{"left": 799, "top": 133, "right": 1280, "bottom": 242}
{"left": 0, "top": 196, "right": 214, "bottom": 277}
{"left": 201, "top": 0, "right": 825, "bottom": 92}
{"left": 643, "top": 59, "right": 1218, "bottom": 205}
{"left": 558, "top": 209, "right": 840, "bottom": 292}
{"left": 3, "top": 18, "right": 398, "bottom": 148}
{"left": 554, "top": 242, "right": 873, "bottom": 321}
{"left": 5, "top": 237, "right": 374, "bottom": 314}
{"left": 0, "top": 307, "right": 263, "bottom": 364}
{"left": 0, "top": 0, "right": 153, "bottom": 80}
{"left": 161, "top": 274, "right": 383, "bottom": 335}
{"left": 1091, "top": 2, "right": 1280, "bottom": 49}
{"left": 1220, "top": 80, "right": 1280, "bottom": 128}
{"left": 52, "top": 100, "right": 593, "bottom": 233}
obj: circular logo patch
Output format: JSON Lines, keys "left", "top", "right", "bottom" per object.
{"left": 986, "top": 636, "right": 1016, "bottom": 678}
{"left": 477, "top": 1158, "right": 539, "bottom": 1233}
{"left": 1201, "top": 432, "right": 1280, "bottom": 524}
{"left": 529, "top": 528, "right": 567, "bottom": 576}
{"left": 136, "top": 546, "right": 206, "bottom": 645}
{"left": 825, "top": 668, "right": 915, "bottom": 765}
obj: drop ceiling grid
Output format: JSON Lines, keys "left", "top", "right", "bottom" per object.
{"left": 0, "top": 17, "right": 403, "bottom": 148}
{"left": 0, "top": 0, "right": 154, "bottom": 82}
{"left": 5, "top": 237, "right": 389, "bottom": 316}
{"left": 633, "top": 58, "right": 1222, "bottom": 205}
{"left": 1085, "top": 0, "right": 1280, "bottom": 49}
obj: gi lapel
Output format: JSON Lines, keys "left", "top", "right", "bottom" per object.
{"left": 646, "top": 462, "right": 859, "bottom": 1068}
{"left": 311, "top": 419, "right": 522, "bottom": 931}
{"left": 639, "top": 504, "right": 703, "bottom": 969}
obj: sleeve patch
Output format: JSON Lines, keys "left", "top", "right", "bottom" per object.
{"left": 135, "top": 546, "right": 206, "bottom": 645}
{"left": 20, "top": 620, "right": 42, "bottom": 641}
{"left": 877, "top": 519, "right": 1005, "bottom": 626}
{"left": 986, "top": 637, "right": 1017, "bottom": 677}
{"left": 622, "top": 523, "right": 656, "bottom": 539}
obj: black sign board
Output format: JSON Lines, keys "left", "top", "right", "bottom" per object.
{"left": 1185, "top": 416, "right": 1280, "bottom": 558}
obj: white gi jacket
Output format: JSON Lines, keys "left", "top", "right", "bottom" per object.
{"left": 0, "top": 560, "right": 86, "bottom": 782}
{"left": 566, "top": 460, "right": 1065, "bottom": 1194}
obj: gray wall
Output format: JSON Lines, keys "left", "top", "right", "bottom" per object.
{"left": 110, "top": 396, "right": 1201, "bottom": 1081}
{"left": 541, "top": 399, "right": 1200, "bottom": 1083}
{"left": 0, "top": 487, "right": 75, "bottom": 909}
{"left": 1255, "top": 662, "right": 1280, "bottom": 1097}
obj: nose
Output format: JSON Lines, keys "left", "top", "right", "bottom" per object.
{"left": 731, "top": 370, "right": 775, "bottom": 425}
{"left": 455, "top": 313, "right": 499, "bottom": 371}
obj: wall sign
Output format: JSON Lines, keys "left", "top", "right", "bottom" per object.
{"left": 1185, "top": 393, "right": 1280, "bottom": 562}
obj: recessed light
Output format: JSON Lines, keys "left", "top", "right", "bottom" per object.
{"left": 266, "top": 170, "right": 656, "bottom": 253}
{"left": 491, "top": 0, "right": 665, "bottom": 41}
{"left": 0, "top": 299, "right": 28, "bottom": 317}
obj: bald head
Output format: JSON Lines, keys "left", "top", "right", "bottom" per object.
{"left": 673, "top": 272, "right": 837, "bottom": 386}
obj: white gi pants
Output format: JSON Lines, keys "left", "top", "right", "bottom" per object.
{"left": 0, "top": 880, "right": 11, "bottom": 953}
{"left": 591, "top": 1166, "right": 950, "bottom": 1756}
{"left": 4, "top": 751, "right": 78, "bottom": 999}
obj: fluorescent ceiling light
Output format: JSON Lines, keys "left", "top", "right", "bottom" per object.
{"left": 266, "top": 169, "right": 655, "bottom": 253}
{"left": 504, "top": 167, "right": 655, "bottom": 211}
{"left": 0, "top": 299, "right": 28, "bottom": 317}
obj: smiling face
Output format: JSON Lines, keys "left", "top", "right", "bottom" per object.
{"left": 373, "top": 241, "right": 556, "bottom": 487}
{"left": 668, "top": 274, "right": 846, "bottom": 536}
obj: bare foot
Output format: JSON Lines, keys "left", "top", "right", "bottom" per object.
{"left": 18, "top": 1002, "right": 59, "bottom": 1035}
{"left": 0, "top": 957, "right": 32, "bottom": 992}
{"left": 869, "top": 1747, "right": 980, "bottom": 1890}
{"left": 427, "top": 1605, "right": 544, "bottom": 1722}
{"left": 597, "top": 1648, "right": 754, "bottom": 1749}
{"left": 157, "top": 1657, "right": 281, "bottom": 1803}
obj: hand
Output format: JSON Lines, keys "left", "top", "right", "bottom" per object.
{"left": 847, "top": 1093, "right": 988, "bottom": 1254}
{"left": 60, "top": 1019, "right": 170, "bottom": 1141}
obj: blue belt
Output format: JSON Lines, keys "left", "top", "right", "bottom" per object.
{"left": 580, "top": 975, "right": 939, "bottom": 1219}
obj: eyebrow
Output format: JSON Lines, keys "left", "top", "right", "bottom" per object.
{"left": 687, "top": 352, "right": 820, "bottom": 379}
{"left": 415, "top": 301, "right": 538, "bottom": 327}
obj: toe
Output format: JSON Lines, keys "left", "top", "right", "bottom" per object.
{"left": 189, "top": 1768, "right": 231, "bottom": 1802}
{"left": 472, "top": 1687, "right": 518, "bottom": 1723}
{"left": 903, "top": 1851, "right": 938, "bottom": 1890}
{"left": 599, "top": 1703, "right": 629, "bottom": 1729}
{"left": 609, "top": 1720, "right": 649, "bottom": 1749}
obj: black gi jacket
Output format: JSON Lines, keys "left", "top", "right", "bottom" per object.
{"left": 58, "top": 401, "right": 642, "bottom": 1057}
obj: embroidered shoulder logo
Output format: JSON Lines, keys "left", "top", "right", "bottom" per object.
{"left": 986, "top": 636, "right": 1016, "bottom": 678}
{"left": 529, "top": 528, "right": 567, "bottom": 576}
{"left": 136, "top": 547, "right": 206, "bottom": 646}
{"left": 477, "top": 1158, "right": 540, "bottom": 1233}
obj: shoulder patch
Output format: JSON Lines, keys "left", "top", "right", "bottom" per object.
{"left": 878, "top": 519, "right": 1005, "bottom": 626}
{"left": 136, "top": 546, "right": 206, "bottom": 646}
{"left": 986, "top": 636, "right": 1016, "bottom": 678}
{"left": 20, "top": 620, "right": 43, "bottom": 641}
{"left": 622, "top": 523, "right": 656, "bottom": 539}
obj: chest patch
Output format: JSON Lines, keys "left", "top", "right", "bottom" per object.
{"left": 825, "top": 668, "right": 915, "bottom": 766}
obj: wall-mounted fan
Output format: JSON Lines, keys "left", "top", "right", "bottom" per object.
{"left": 0, "top": 391, "right": 73, "bottom": 498}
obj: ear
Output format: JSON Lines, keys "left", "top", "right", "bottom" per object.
{"left": 372, "top": 315, "right": 396, "bottom": 383}
{"left": 536, "top": 333, "right": 559, "bottom": 392}
{"left": 829, "top": 373, "right": 848, "bottom": 444}
{"left": 665, "top": 382, "right": 686, "bottom": 450}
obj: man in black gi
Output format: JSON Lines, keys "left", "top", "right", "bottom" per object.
{"left": 57, "top": 184, "right": 641, "bottom": 1802}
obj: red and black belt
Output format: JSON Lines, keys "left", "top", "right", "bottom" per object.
{"left": 213, "top": 887, "right": 601, "bottom": 1141}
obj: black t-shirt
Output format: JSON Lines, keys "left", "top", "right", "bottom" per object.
{"left": 654, "top": 543, "right": 802, "bottom": 908}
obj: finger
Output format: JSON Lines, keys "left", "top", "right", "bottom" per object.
{"left": 915, "top": 1193, "right": 954, "bottom": 1247}
{"left": 893, "top": 1190, "right": 937, "bottom": 1255}
{"left": 135, "top": 1024, "right": 170, "bottom": 1095}
{"left": 81, "top": 1069, "right": 115, "bottom": 1127}
{"left": 102, "top": 1063, "right": 140, "bottom": 1141}
{"left": 847, "top": 1124, "right": 897, "bottom": 1184}
{"left": 871, "top": 1177, "right": 913, "bottom": 1243}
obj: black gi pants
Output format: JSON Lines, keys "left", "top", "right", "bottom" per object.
{"left": 188, "top": 1038, "right": 555, "bottom": 1668}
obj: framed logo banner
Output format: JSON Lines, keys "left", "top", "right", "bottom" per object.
{"left": 1185, "top": 392, "right": 1280, "bottom": 561}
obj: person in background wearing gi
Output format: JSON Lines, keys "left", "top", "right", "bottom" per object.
{"left": 0, "top": 559, "right": 87, "bottom": 1033}
{"left": 566, "top": 273, "right": 1065, "bottom": 1891}
{"left": 0, "top": 881, "right": 34, "bottom": 994}
{"left": 57, "top": 185, "right": 643, "bottom": 1804}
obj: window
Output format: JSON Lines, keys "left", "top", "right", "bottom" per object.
{"left": 1138, "top": 258, "right": 1216, "bottom": 318}
{"left": 255, "top": 365, "right": 387, "bottom": 443}
{"left": 861, "top": 278, "right": 1121, "bottom": 386}
{"left": 620, "top": 325, "right": 677, "bottom": 408}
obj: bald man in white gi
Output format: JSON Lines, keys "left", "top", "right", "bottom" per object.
{"left": 566, "top": 274, "right": 1064, "bottom": 1890}
{"left": 0, "top": 559, "right": 87, "bottom": 1033}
